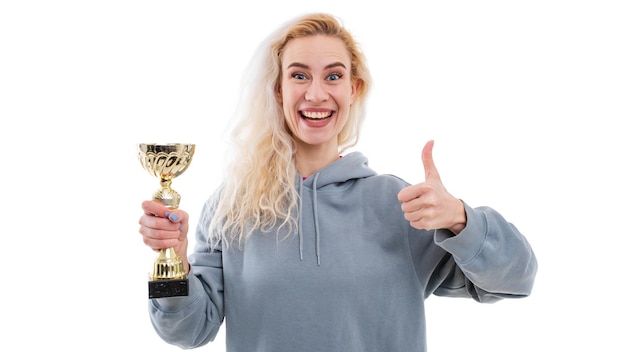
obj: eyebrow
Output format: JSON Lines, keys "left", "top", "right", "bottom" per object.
{"left": 287, "top": 62, "right": 347, "bottom": 70}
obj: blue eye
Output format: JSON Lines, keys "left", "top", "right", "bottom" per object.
{"left": 292, "top": 73, "right": 307, "bottom": 80}
{"left": 327, "top": 73, "right": 342, "bottom": 81}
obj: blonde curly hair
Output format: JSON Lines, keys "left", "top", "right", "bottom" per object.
{"left": 208, "top": 13, "right": 372, "bottom": 248}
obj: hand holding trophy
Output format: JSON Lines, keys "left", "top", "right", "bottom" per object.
{"left": 137, "top": 143, "right": 195, "bottom": 299}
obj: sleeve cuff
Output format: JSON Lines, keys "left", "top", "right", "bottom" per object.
{"left": 434, "top": 202, "right": 487, "bottom": 265}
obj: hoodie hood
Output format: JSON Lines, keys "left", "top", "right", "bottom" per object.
{"left": 299, "top": 151, "right": 377, "bottom": 188}
{"left": 296, "top": 152, "right": 377, "bottom": 265}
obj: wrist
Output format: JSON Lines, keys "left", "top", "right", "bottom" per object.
{"left": 449, "top": 199, "right": 467, "bottom": 235}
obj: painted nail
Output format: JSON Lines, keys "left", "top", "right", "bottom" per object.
{"left": 169, "top": 214, "right": 179, "bottom": 221}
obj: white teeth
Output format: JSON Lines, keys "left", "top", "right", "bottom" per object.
{"left": 301, "top": 111, "right": 331, "bottom": 119}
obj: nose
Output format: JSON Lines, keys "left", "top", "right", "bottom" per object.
{"left": 304, "top": 79, "right": 328, "bottom": 102}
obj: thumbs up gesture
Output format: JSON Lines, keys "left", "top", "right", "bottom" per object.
{"left": 397, "top": 140, "right": 467, "bottom": 234}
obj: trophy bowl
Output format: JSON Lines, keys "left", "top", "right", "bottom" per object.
{"left": 137, "top": 143, "right": 195, "bottom": 209}
{"left": 137, "top": 143, "right": 195, "bottom": 298}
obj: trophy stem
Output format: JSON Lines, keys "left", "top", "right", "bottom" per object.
{"left": 160, "top": 177, "right": 172, "bottom": 189}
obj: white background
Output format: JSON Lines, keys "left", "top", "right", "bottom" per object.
{"left": 1, "top": 1, "right": 625, "bottom": 351}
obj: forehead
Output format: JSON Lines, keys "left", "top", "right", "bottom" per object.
{"left": 281, "top": 35, "right": 351, "bottom": 68}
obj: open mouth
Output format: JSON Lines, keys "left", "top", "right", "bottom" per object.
{"left": 300, "top": 110, "right": 334, "bottom": 120}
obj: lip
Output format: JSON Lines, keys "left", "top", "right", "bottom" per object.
{"left": 299, "top": 109, "right": 334, "bottom": 127}
{"left": 299, "top": 108, "right": 334, "bottom": 118}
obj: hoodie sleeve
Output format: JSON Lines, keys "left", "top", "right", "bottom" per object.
{"left": 148, "top": 200, "right": 225, "bottom": 349}
{"left": 426, "top": 202, "right": 538, "bottom": 302}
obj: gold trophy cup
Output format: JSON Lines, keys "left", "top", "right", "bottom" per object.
{"left": 137, "top": 143, "right": 195, "bottom": 298}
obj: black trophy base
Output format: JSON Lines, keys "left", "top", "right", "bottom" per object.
{"left": 148, "top": 278, "right": 189, "bottom": 299}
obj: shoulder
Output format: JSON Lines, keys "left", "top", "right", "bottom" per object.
{"left": 358, "top": 173, "right": 411, "bottom": 191}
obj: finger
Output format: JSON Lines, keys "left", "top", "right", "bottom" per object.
{"left": 142, "top": 200, "right": 170, "bottom": 217}
{"left": 398, "top": 185, "right": 415, "bottom": 203}
{"left": 398, "top": 184, "right": 424, "bottom": 203}
{"left": 400, "top": 186, "right": 438, "bottom": 212}
{"left": 141, "top": 229, "right": 182, "bottom": 251}
{"left": 165, "top": 209, "right": 188, "bottom": 224}
{"left": 142, "top": 200, "right": 188, "bottom": 224}
{"left": 422, "top": 140, "right": 441, "bottom": 182}
{"left": 139, "top": 213, "right": 180, "bottom": 232}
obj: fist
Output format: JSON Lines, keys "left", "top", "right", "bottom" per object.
{"left": 138, "top": 200, "right": 190, "bottom": 268}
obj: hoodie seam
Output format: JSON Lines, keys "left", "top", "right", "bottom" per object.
{"left": 404, "top": 222, "right": 426, "bottom": 298}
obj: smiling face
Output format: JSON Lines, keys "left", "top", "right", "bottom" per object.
{"left": 278, "top": 35, "right": 357, "bottom": 154}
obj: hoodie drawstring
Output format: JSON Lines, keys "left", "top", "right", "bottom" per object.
{"left": 297, "top": 173, "right": 322, "bottom": 266}
{"left": 298, "top": 177, "right": 304, "bottom": 261}
{"left": 312, "top": 173, "right": 321, "bottom": 266}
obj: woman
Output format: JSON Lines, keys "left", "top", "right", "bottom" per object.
{"left": 139, "top": 13, "right": 537, "bottom": 351}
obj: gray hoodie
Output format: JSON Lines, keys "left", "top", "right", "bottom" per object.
{"left": 149, "top": 151, "right": 537, "bottom": 351}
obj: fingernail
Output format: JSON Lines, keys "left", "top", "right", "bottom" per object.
{"left": 169, "top": 214, "right": 179, "bottom": 221}
{"left": 165, "top": 211, "right": 171, "bottom": 218}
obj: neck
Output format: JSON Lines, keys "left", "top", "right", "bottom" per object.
{"left": 295, "top": 144, "right": 340, "bottom": 178}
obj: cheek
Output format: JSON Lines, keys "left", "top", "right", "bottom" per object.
{"left": 281, "top": 95, "right": 294, "bottom": 117}
{"left": 280, "top": 98, "right": 298, "bottom": 130}
{"left": 338, "top": 90, "right": 354, "bottom": 110}
{"left": 281, "top": 89, "right": 301, "bottom": 113}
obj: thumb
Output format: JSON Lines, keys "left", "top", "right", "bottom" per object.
{"left": 422, "top": 140, "right": 441, "bottom": 182}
